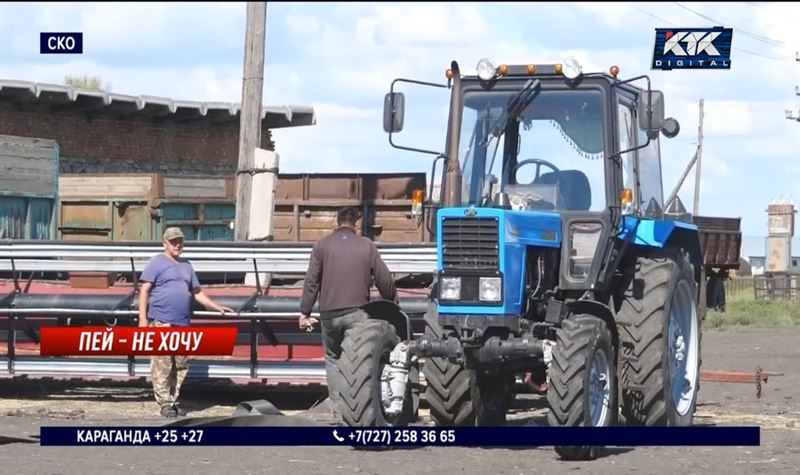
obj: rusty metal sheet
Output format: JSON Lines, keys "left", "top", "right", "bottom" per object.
{"left": 113, "top": 202, "right": 153, "bottom": 241}
{"left": 59, "top": 201, "right": 113, "bottom": 240}
{"left": 275, "top": 172, "right": 426, "bottom": 202}
{"left": 693, "top": 215, "right": 742, "bottom": 270}
{"left": 273, "top": 204, "right": 428, "bottom": 243}
{"left": 60, "top": 200, "right": 153, "bottom": 241}
{"left": 0, "top": 196, "right": 56, "bottom": 239}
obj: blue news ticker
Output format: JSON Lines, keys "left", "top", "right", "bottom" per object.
{"left": 40, "top": 426, "right": 760, "bottom": 447}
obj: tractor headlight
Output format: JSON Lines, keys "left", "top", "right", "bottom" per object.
{"left": 476, "top": 58, "right": 497, "bottom": 81}
{"left": 440, "top": 277, "right": 462, "bottom": 300}
{"left": 479, "top": 277, "right": 502, "bottom": 302}
{"left": 563, "top": 57, "right": 583, "bottom": 80}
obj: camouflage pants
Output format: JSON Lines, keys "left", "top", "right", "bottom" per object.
{"left": 149, "top": 320, "right": 189, "bottom": 408}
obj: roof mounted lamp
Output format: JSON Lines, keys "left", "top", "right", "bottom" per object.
{"left": 476, "top": 58, "right": 497, "bottom": 81}
{"left": 563, "top": 57, "right": 583, "bottom": 80}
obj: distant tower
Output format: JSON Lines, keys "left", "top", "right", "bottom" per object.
{"left": 765, "top": 200, "right": 796, "bottom": 274}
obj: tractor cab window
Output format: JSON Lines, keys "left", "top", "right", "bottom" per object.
{"left": 459, "top": 87, "right": 606, "bottom": 212}
{"left": 637, "top": 126, "right": 664, "bottom": 216}
{"left": 617, "top": 103, "right": 639, "bottom": 212}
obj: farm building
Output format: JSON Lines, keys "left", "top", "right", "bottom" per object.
{"left": 0, "top": 79, "right": 316, "bottom": 241}
{"left": 0, "top": 79, "right": 315, "bottom": 175}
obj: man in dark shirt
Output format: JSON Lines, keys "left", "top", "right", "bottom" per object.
{"left": 299, "top": 207, "right": 396, "bottom": 422}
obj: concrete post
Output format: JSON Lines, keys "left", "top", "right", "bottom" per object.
{"left": 244, "top": 147, "right": 278, "bottom": 289}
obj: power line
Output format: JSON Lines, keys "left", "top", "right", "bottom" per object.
{"left": 745, "top": 2, "right": 800, "bottom": 23}
{"left": 631, "top": 4, "right": 788, "bottom": 62}
{"left": 673, "top": 2, "right": 800, "bottom": 49}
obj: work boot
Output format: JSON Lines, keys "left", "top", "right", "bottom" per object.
{"left": 173, "top": 404, "right": 187, "bottom": 417}
{"left": 160, "top": 406, "right": 178, "bottom": 418}
{"left": 331, "top": 406, "right": 343, "bottom": 426}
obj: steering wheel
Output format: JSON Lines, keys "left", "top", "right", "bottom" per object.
{"left": 512, "top": 158, "right": 560, "bottom": 185}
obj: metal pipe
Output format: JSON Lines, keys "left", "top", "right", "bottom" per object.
{"left": 0, "top": 309, "right": 433, "bottom": 321}
{"left": 0, "top": 239, "right": 435, "bottom": 249}
{"left": 0, "top": 357, "right": 327, "bottom": 380}
{"left": 0, "top": 259, "right": 436, "bottom": 274}
{"left": 665, "top": 149, "right": 699, "bottom": 211}
{"left": 3, "top": 294, "right": 431, "bottom": 315}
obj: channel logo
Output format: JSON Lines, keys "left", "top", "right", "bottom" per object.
{"left": 40, "top": 32, "right": 83, "bottom": 54}
{"left": 652, "top": 27, "right": 732, "bottom": 70}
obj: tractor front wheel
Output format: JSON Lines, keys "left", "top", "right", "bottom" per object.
{"left": 338, "top": 319, "right": 414, "bottom": 426}
{"left": 547, "top": 314, "right": 617, "bottom": 460}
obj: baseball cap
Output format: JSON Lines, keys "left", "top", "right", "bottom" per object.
{"left": 163, "top": 227, "right": 185, "bottom": 241}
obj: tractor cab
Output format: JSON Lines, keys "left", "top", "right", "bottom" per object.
{"left": 385, "top": 58, "right": 681, "bottom": 310}
{"left": 385, "top": 57, "right": 679, "bottom": 220}
{"left": 456, "top": 71, "right": 605, "bottom": 215}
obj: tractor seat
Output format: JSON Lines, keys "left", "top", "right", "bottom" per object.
{"left": 535, "top": 170, "right": 592, "bottom": 211}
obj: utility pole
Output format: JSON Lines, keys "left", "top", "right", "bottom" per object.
{"left": 693, "top": 99, "right": 704, "bottom": 216}
{"left": 234, "top": 2, "right": 267, "bottom": 241}
{"left": 787, "top": 51, "right": 800, "bottom": 123}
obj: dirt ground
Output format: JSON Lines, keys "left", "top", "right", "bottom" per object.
{"left": 0, "top": 327, "right": 798, "bottom": 474}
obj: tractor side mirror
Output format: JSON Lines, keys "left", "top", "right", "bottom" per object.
{"left": 383, "top": 92, "right": 405, "bottom": 133}
{"left": 661, "top": 117, "right": 680, "bottom": 138}
{"left": 637, "top": 90, "right": 665, "bottom": 133}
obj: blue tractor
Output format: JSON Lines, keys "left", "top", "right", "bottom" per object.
{"left": 336, "top": 58, "right": 705, "bottom": 460}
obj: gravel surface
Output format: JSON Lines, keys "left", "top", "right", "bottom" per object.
{"left": 0, "top": 327, "right": 798, "bottom": 474}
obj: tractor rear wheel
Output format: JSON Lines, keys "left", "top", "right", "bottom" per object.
{"left": 547, "top": 314, "right": 617, "bottom": 460}
{"left": 617, "top": 252, "right": 702, "bottom": 427}
{"left": 338, "top": 319, "right": 414, "bottom": 426}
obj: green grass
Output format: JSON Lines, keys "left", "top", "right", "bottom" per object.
{"left": 706, "top": 299, "right": 800, "bottom": 330}
{"left": 704, "top": 277, "right": 800, "bottom": 329}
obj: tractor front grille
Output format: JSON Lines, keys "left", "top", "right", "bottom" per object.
{"left": 441, "top": 217, "right": 499, "bottom": 270}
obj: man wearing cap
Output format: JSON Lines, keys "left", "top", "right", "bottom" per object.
{"left": 138, "top": 227, "right": 234, "bottom": 418}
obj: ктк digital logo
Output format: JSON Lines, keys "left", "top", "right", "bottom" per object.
{"left": 652, "top": 27, "right": 732, "bottom": 70}
{"left": 40, "top": 32, "right": 83, "bottom": 54}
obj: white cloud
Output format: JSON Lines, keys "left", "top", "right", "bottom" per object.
{"left": 699, "top": 152, "right": 732, "bottom": 178}
{"left": 1, "top": 59, "right": 242, "bottom": 102}
{"left": 362, "top": 3, "right": 488, "bottom": 47}
{"left": 744, "top": 2, "right": 800, "bottom": 59}
{"left": 2, "top": 2, "right": 245, "bottom": 57}
{"left": 313, "top": 103, "right": 379, "bottom": 121}
{"left": 701, "top": 100, "right": 753, "bottom": 136}
{"left": 285, "top": 14, "right": 319, "bottom": 37}
{"left": 574, "top": 2, "right": 636, "bottom": 30}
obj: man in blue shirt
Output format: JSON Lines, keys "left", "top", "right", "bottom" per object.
{"left": 138, "top": 227, "right": 233, "bottom": 418}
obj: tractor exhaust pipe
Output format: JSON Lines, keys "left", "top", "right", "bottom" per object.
{"left": 444, "top": 60, "right": 463, "bottom": 208}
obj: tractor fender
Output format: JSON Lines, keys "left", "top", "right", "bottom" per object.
{"left": 622, "top": 217, "right": 703, "bottom": 286}
{"left": 360, "top": 300, "right": 412, "bottom": 342}
{"left": 663, "top": 227, "right": 704, "bottom": 286}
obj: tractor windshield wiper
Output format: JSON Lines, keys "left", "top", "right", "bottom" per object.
{"left": 487, "top": 78, "right": 542, "bottom": 140}
{"left": 478, "top": 79, "right": 542, "bottom": 207}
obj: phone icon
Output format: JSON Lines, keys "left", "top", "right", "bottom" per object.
{"left": 332, "top": 429, "right": 345, "bottom": 442}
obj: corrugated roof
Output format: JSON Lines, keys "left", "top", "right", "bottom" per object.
{"left": 0, "top": 79, "right": 316, "bottom": 129}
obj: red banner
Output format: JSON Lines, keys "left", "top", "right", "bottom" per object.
{"left": 40, "top": 327, "right": 238, "bottom": 356}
